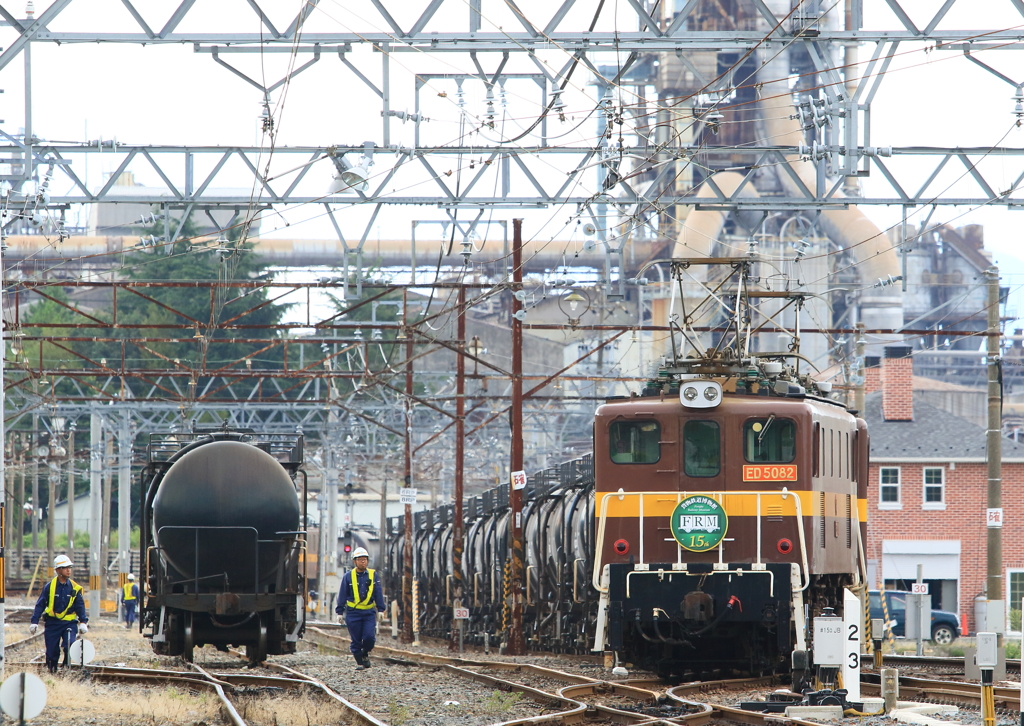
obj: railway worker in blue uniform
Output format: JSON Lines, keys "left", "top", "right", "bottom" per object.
{"left": 121, "top": 573, "right": 140, "bottom": 628}
{"left": 336, "top": 546, "right": 385, "bottom": 670}
{"left": 29, "top": 554, "right": 89, "bottom": 673}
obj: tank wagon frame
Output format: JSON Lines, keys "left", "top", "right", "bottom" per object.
{"left": 139, "top": 429, "right": 307, "bottom": 663}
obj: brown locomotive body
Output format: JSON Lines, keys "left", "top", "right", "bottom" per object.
{"left": 591, "top": 379, "right": 868, "bottom": 677}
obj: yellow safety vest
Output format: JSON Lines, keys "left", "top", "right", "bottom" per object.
{"left": 123, "top": 582, "right": 137, "bottom": 602}
{"left": 44, "top": 577, "right": 83, "bottom": 621}
{"left": 346, "top": 568, "right": 376, "bottom": 609}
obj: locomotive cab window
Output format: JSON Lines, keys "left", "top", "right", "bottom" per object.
{"left": 743, "top": 417, "right": 796, "bottom": 463}
{"left": 609, "top": 420, "right": 661, "bottom": 464}
{"left": 684, "top": 420, "right": 720, "bottom": 477}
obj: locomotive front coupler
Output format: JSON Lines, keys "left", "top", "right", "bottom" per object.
{"left": 631, "top": 609, "right": 692, "bottom": 647}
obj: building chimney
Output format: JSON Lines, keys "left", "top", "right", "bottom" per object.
{"left": 882, "top": 346, "right": 913, "bottom": 421}
{"left": 864, "top": 356, "right": 882, "bottom": 394}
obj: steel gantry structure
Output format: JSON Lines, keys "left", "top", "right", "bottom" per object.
{"left": 0, "top": 0, "right": 1020, "bottom": 245}
{"left": 1, "top": 0, "right": 1023, "bottom": 660}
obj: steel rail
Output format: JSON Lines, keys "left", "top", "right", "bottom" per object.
{"left": 877, "top": 653, "right": 1021, "bottom": 674}
{"left": 861, "top": 673, "right": 1020, "bottom": 709}
{"left": 3, "top": 632, "right": 44, "bottom": 655}
{"left": 666, "top": 677, "right": 779, "bottom": 698}
{"left": 74, "top": 665, "right": 246, "bottom": 726}
{"left": 84, "top": 662, "right": 384, "bottom": 726}
{"left": 558, "top": 681, "right": 701, "bottom": 721}
{"left": 264, "top": 662, "right": 440, "bottom": 726}
{"left": 306, "top": 626, "right": 801, "bottom": 726}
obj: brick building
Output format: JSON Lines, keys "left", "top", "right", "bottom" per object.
{"left": 864, "top": 345, "right": 1024, "bottom": 634}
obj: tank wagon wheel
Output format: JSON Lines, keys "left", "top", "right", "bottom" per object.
{"left": 182, "top": 612, "right": 195, "bottom": 663}
{"left": 247, "top": 619, "right": 268, "bottom": 664}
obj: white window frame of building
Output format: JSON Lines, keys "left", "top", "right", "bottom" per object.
{"left": 922, "top": 466, "right": 945, "bottom": 510}
{"left": 879, "top": 467, "right": 901, "bottom": 509}
{"left": 1007, "top": 568, "right": 1024, "bottom": 634}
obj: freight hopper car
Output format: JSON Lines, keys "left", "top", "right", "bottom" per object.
{"left": 386, "top": 456, "right": 595, "bottom": 653}
{"left": 140, "top": 430, "right": 307, "bottom": 663}
{"left": 593, "top": 372, "right": 868, "bottom": 679}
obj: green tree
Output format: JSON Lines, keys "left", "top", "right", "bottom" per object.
{"left": 18, "top": 213, "right": 293, "bottom": 395}
{"left": 109, "top": 213, "right": 289, "bottom": 371}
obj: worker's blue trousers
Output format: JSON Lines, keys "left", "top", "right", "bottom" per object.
{"left": 345, "top": 609, "right": 378, "bottom": 656}
{"left": 43, "top": 620, "right": 78, "bottom": 672}
{"left": 124, "top": 600, "right": 137, "bottom": 626}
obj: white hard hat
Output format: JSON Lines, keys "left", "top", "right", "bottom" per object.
{"left": 352, "top": 547, "right": 370, "bottom": 559}
{"left": 53, "top": 554, "right": 73, "bottom": 569}
{"left": 127, "top": 573, "right": 135, "bottom": 580}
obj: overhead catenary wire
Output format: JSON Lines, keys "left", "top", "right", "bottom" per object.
{"left": 4, "top": 2, "right": 1019, "bottom": 382}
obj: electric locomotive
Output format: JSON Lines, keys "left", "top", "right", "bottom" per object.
{"left": 139, "top": 428, "right": 307, "bottom": 663}
{"left": 592, "top": 362, "right": 867, "bottom": 679}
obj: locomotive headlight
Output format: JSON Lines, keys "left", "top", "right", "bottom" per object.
{"left": 680, "top": 380, "right": 722, "bottom": 408}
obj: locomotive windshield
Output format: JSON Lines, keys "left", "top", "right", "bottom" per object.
{"left": 743, "top": 418, "right": 796, "bottom": 463}
{"left": 609, "top": 420, "right": 660, "bottom": 463}
{"left": 683, "top": 420, "right": 720, "bottom": 477}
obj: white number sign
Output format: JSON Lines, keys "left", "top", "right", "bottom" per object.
{"left": 843, "top": 588, "right": 861, "bottom": 701}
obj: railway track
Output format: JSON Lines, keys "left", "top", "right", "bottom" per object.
{"left": 862, "top": 672, "right": 1020, "bottom": 710}
{"left": 302, "top": 626, "right": 831, "bottom": 726}
{"left": 878, "top": 652, "right": 1022, "bottom": 675}
{"left": 85, "top": 662, "right": 387, "bottom": 726}
{"left": 5, "top": 623, "right": 990, "bottom": 726}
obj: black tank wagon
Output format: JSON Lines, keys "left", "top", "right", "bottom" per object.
{"left": 140, "top": 429, "right": 307, "bottom": 663}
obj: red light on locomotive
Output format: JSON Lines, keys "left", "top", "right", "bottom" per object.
{"left": 613, "top": 539, "right": 629, "bottom": 555}
{"left": 777, "top": 538, "right": 793, "bottom": 554}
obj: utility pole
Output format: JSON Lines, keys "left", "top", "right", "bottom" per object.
{"left": 101, "top": 433, "right": 113, "bottom": 605}
{"left": 986, "top": 267, "right": 1003, "bottom": 625}
{"left": 325, "top": 452, "right": 338, "bottom": 609}
{"left": 31, "top": 411, "right": 38, "bottom": 549}
{"left": 67, "top": 423, "right": 75, "bottom": 560}
{"left": 118, "top": 414, "right": 131, "bottom": 579}
{"left": 16, "top": 439, "right": 24, "bottom": 576}
{"left": 0, "top": 241, "right": 7, "bottom": 676}
{"left": 317, "top": 491, "right": 326, "bottom": 616}
{"left": 401, "top": 293, "right": 415, "bottom": 644}
{"left": 854, "top": 323, "right": 866, "bottom": 414}
{"left": 450, "top": 284, "right": 466, "bottom": 651}
{"left": 507, "top": 218, "right": 526, "bottom": 656}
{"left": 89, "top": 412, "right": 102, "bottom": 621}
{"left": 379, "top": 474, "right": 388, "bottom": 576}
{"left": 46, "top": 420, "right": 61, "bottom": 573}
{"left": 46, "top": 465, "right": 55, "bottom": 571}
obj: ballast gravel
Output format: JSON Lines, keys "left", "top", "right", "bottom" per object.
{"left": 3, "top": 609, "right": 1019, "bottom": 726}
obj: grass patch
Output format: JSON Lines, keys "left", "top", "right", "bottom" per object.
{"left": 483, "top": 690, "right": 523, "bottom": 714}
{"left": 388, "top": 698, "right": 411, "bottom": 724}
{"left": 235, "top": 692, "right": 344, "bottom": 726}
{"left": 43, "top": 676, "right": 220, "bottom": 723}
